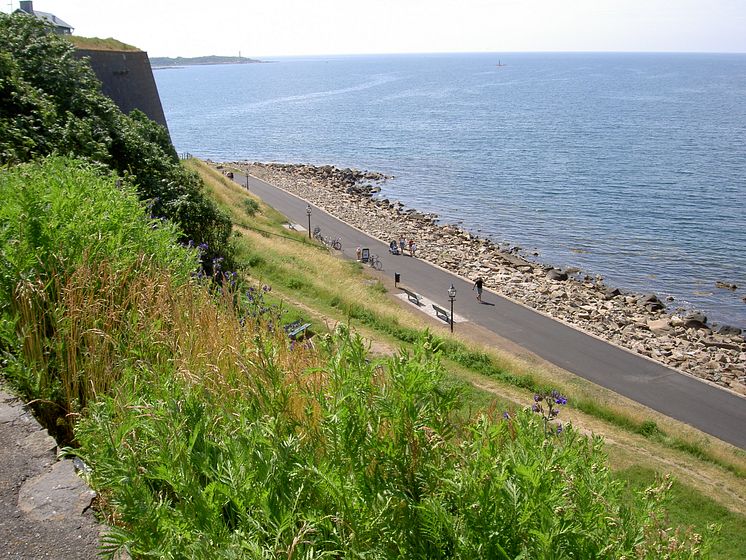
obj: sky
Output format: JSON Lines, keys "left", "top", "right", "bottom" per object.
{"left": 3, "top": 0, "right": 746, "bottom": 58}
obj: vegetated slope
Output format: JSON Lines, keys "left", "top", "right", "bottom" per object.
{"left": 0, "top": 158, "right": 199, "bottom": 440}
{"left": 0, "top": 12, "right": 233, "bottom": 272}
{"left": 0, "top": 158, "right": 711, "bottom": 558}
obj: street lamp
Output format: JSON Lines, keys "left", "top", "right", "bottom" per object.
{"left": 448, "top": 284, "right": 456, "bottom": 333}
{"left": 306, "top": 204, "right": 312, "bottom": 239}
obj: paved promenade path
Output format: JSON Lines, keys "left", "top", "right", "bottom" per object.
{"left": 233, "top": 172, "right": 746, "bottom": 450}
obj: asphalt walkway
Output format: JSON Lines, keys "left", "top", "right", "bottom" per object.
{"left": 232, "top": 171, "right": 746, "bottom": 450}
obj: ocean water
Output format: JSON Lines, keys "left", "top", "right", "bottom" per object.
{"left": 154, "top": 52, "right": 746, "bottom": 329}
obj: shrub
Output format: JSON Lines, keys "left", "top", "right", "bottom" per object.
{"left": 243, "top": 198, "right": 260, "bottom": 216}
{"left": 0, "top": 12, "right": 234, "bottom": 268}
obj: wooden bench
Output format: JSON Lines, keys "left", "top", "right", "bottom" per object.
{"left": 401, "top": 287, "right": 423, "bottom": 306}
{"left": 432, "top": 304, "right": 451, "bottom": 323}
{"left": 285, "top": 320, "right": 312, "bottom": 340}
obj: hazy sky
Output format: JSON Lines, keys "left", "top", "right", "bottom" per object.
{"left": 3, "top": 0, "right": 746, "bottom": 57}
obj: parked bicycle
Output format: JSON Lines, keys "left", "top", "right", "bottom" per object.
{"left": 367, "top": 254, "right": 383, "bottom": 270}
{"left": 312, "top": 227, "right": 342, "bottom": 250}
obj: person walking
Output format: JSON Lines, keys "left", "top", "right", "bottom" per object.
{"left": 473, "top": 277, "right": 484, "bottom": 302}
{"left": 399, "top": 236, "right": 406, "bottom": 255}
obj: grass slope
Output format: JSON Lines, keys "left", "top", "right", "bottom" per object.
{"left": 194, "top": 159, "right": 746, "bottom": 557}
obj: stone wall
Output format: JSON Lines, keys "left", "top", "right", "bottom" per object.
{"left": 74, "top": 49, "right": 169, "bottom": 132}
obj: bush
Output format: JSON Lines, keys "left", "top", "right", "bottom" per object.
{"left": 243, "top": 198, "right": 260, "bottom": 217}
{"left": 0, "top": 12, "right": 233, "bottom": 268}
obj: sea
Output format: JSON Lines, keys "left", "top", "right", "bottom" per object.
{"left": 154, "top": 52, "right": 746, "bottom": 330}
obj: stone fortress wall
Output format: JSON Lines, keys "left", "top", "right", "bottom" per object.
{"left": 74, "top": 48, "right": 169, "bottom": 132}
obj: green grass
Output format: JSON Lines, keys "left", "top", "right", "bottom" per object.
{"left": 188, "top": 159, "right": 746, "bottom": 481}
{"left": 67, "top": 35, "right": 140, "bottom": 51}
{"left": 0, "top": 156, "right": 720, "bottom": 558}
{"left": 617, "top": 466, "right": 746, "bottom": 560}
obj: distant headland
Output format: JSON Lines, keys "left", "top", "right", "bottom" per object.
{"left": 149, "top": 55, "right": 263, "bottom": 67}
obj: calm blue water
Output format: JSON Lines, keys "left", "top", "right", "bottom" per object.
{"left": 155, "top": 53, "right": 746, "bottom": 329}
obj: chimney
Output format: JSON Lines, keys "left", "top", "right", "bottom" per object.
{"left": 19, "top": 1, "right": 34, "bottom": 14}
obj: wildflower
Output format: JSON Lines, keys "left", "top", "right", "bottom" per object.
{"left": 534, "top": 394, "right": 542, "bottom": 402}
{"left": 262, "top": 284, "right": 271, "bottom": 292}
{"left": 503, "top": 411, "right": 511, "bottom": 420}
{"left": 531, "top": 403, "right": 540, "bottom": 413}
{"left": 557, "top": 423, "right": 563, "bottom": 434}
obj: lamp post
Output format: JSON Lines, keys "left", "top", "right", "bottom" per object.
{"left": 306, "top": 204, "right": 312, "bottom": 239}
{"left": 448, "top": 284, "right": 456, "bottom": 333}
{"left": 245, "top": 172, "right": 249, "bottom": 190}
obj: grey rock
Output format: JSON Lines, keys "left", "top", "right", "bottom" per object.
{"left": 638, "top": 294, "right": 665, "bottom": 312}
{"left": 18, "top": 460, "right": 96, "bottom": 522}
{"left": 647, "top": 318, "right": 672, "bottom": 335}
{"left": 715, "top": 324, "right": 742, "bottom": 337}
{"left": 683, "top": 311, "right": 708, "bottom": 329}
{"left": 546, "top": 268, "right": 569, "bottom": 281}
{"left": 20, "top": 429, "right": 57, "bottom": 460}
{"left": 604, "top": 287, "right": 622, "bottom": 300}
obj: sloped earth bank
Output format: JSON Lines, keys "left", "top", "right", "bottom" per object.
{"left": 230, "top": 162, "right": 746, "bottom": 396}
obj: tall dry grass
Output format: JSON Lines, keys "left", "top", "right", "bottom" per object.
{"left": 9, "top": 248, "right": 325, "bottom": 440}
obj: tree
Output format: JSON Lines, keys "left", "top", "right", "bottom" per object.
{"left": 0, "top": 13, "right": 233, "bottom": 269}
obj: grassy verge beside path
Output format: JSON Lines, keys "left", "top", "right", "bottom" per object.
{"left": 194, "top": 159, "right": 746, "bottom": 538}
{"left": 200, "top": 160, "right": 746, "bottom": 476}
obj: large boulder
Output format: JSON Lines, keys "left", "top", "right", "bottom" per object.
{"left": 604, "top": 287, "right": 622, "bottom": 300}
{"left": 647, "top": 317, "right": 672, "bottom": 335}
{"left": 683, "top": 311, "right": 708, "bottom": 329}
{"left": 546, "top": 268, "right": 569, "bottom": 281}
{"left": 715, "top": 324, "right": 742, "bottom": 337}
{"left": 638, "top": 294, "right": 665, "bottom": 312}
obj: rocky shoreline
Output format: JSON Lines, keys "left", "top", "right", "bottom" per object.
{"left": 230, "top": 161, "right": 746, "bottom": 396}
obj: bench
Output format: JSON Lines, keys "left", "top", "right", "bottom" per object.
{"left": 285, "top": 320, "right": 312, "bottom": 340}
{"left": 432, "top": 304, "right": 451, "bottom": 323}
{"left": 401, "top": 287, "right": 423, "bottom": 306}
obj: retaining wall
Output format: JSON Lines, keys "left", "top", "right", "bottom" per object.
{"left": 74, "top": 49, "right": 169, "bottom": 133}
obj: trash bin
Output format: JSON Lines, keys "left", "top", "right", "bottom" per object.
{"left": 395, "top": 272, "right": 400, "bottom": 286}
{"left": 361, "top": 247, "right": 370, "bottom": 263}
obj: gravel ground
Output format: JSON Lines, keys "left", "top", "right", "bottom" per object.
{"left": 0, "top": 383, "right": 102, "bottom": 559}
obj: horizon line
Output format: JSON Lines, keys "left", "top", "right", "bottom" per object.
{"left": 149, "top": 48, "right": 746, "bottom": 59}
